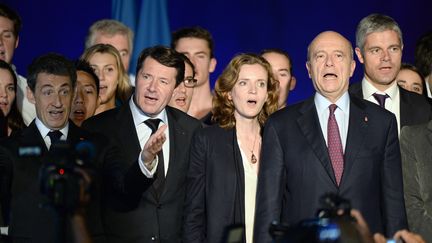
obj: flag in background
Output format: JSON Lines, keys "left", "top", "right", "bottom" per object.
{"left": 112, "top": 0, "right": 171, "bottom": 75}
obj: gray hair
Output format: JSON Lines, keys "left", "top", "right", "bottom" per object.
{"left": 85, "top": 19, "right": 134, "bottom": 53}
{"left": 356, "top": 14, "right": 403, "bottom": 54}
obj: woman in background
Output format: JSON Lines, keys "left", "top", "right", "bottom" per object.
{"left": 0, "top": 60, "right": 25, "bottom": 137}
{"left": 81, "top": 43, "right": 132, "bottom": 115}
{"left": 183, "top": 53, "right": 279, "bottom": 243}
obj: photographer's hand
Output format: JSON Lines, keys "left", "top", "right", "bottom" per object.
{"left": 392, "top": 230, "right": 425, "bottom": 243}
{"left": 74, "top": 167, "right": 92, "bottom": 208}
{"left": 141, "top": 125, "right": 167, "bottom": 170}
{"left": 373, "top": 229, "right": 426, "bottom": 243}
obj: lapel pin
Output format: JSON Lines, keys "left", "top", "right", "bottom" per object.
{"left": 364, "top": 116, "right": 368, "bottom": 122}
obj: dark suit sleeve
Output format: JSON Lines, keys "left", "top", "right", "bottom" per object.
{"left": 0, "top": 146, "right": 12, "bottom": 226}
{"left": 182, "top": 130, "right": 207, "bottom": 243}
{"left": 254, "top": 119, "right": 285, "bottom": 243}
{"left": 381, "top": 116, "right": 408, "bottom": 236}
{"left": 400, "top": 126, "right": 432, "bottom": 237}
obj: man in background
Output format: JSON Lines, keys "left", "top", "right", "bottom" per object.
{"left": 349, "top": 13, "right": 431, "bottom": 132}
{"left": 0, "top": 3, "right": 35, "bottom": 125}
{"left": 85, "top": 19, "right": 135, "bottom": 85}
{"left": 261, "top": 48, "right": 296, "bottom": 109}
{"left": 171, "top": 26, "right": 217, "bottom": 124}
{"left": 414, "top": 31, "right": 432, "bottom": 97}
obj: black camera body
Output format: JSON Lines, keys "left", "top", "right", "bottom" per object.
{"left": 39, "top": 141, "right": 92, "bottom": 214}
{"left": 269, "top": 193, "right": 356, "bottom": 243}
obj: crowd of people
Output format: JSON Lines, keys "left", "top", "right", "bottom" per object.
{"left": 0, "top": 3, "right": 431, "bottom": 243}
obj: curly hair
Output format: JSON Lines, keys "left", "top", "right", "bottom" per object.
{"left": 81, "top": 43, "right": 132, "bottom": 103}
{"left": 212, "top": 53, "right": 279, "bottom": 129}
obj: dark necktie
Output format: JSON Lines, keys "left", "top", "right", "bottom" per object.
{"left": 327, "top": 104, "right": 344, "bottom": 186}
{"left": 372, "top": 93, "right": 389, "bottom": 108}
{"left": 144, "top": 118, "right": 165, "bottom": 197}
{"left": 47, "top": 130, "right": 62, "bottom": 149}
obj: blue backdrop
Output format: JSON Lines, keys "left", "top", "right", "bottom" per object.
{"left": 4, "top": 0, "right": 432, "bottom": 104}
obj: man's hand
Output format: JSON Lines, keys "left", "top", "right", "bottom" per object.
{"left": 141, "top": 125, "right": 167, "bottom": 170}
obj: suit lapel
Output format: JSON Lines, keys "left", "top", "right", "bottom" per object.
{"left": 297, "top": 98, "right": 337, "bottom": 185}
{"left": 342, "top": 96, "right": 368, "bottom": 186}
{"left": 160, "top": 107, "right": 186, "bottom": 198}
{"left": 399, "top": 87, "right": 411, "bottom": 129}
{"left": 22, "top": 121, "right": 48, "bottom": 155}
{"left": 116, "top": 105, "right": 142, "bottom": 161}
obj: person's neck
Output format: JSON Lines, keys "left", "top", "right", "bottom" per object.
{"left": 187, "top": 81, "right": 213, "bottom": 119}
{"left": 95, "top": 99, "right": 116, "bottom": 115}
{"left": 235, "top": 116, "right": 261, "bottom": 137}
{"left": 365, "top": 76, "right": 394, "bottom": 92}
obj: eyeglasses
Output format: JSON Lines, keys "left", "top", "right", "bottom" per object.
{"left": 184, "top": 77, "right": 197, "bottom": 88}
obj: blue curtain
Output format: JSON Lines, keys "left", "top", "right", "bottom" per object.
{"left": 112, "top": 0, "right": 171, "bottom": 74}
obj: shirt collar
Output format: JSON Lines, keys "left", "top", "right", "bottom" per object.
{"left": 35, "top": 118, "right": 69, "bottom": 138}
{"left": 129, "top": 96, "right": 168, "bottom": 127}
{"left": 314, "top": 91, "right": 350, "bottom": 115}
{"left": 362, "top": 77, "right": 398, "bottom": 99}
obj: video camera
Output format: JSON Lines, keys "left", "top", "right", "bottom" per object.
{"left": 269, "top": 193, "right": 358, "bottom": 243}
{"left": 39, "top": 140, "right": 95, "bottom": 214}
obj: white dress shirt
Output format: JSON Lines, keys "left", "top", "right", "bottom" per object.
{"left": 12, "top": 65, "right": 36, "bottom": 126}
{"left": 35, "top": 118, "right": 68, "bottom": 149}
{"left": 315, "top": 92, "right": 350, "bottom": 152}
{"left": 361, "top": 78, "right": 401, "bottom": 134}
{"left": 129, "top": 97, "right": 170, "bottom": 178}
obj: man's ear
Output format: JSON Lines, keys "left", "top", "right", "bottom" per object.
{"left": 355, "top": 47, "right": 364, "bottom": 64}
{"left": 27, "top": 86, "right": 36, "bottom": 104}
{"left": 14, "top": 35, "right": 19, "bottom": 49}
{"left": 209, "top": 58, "right": 217, "bottom": 73}
{"left": 289, "top": 76, "right": 297, "bottom": 91}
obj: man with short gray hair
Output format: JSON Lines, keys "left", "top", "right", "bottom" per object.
{"left": 349, "top": 13, "right": 432, "bottom": 132}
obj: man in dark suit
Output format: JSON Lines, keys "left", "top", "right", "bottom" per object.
{"left": 400, "top": 122, "right": 432, "bottom": 240}
{"left": 83, "top": 46, "right": 202, "bottom": 242}
{"left": 0, "top": 53, "right": 126, "bottom": 242}
{"left": 349, "top": 14, "right": 431, "bottom": 131}
{"left": 254, "top": 31, "right": 407, "bottom": 243}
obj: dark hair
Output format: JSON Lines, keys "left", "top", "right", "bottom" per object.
{"left": 135, "top": 45, "right": 185, "bottom": 86}
{"left": 0, "top": 3, "right": 22, "bottom": 37}
{"left": 0, "top": 60, "right": 25, "bottom": 132}
{"left": 415, "top": 31, "right": 432, "bottom": 78}
{"left": 27, "top": 53, "right": 77, "bottom": 92}
{"left": 212, "top": 53, "right": 279, "bottom": 129}
{"left": 75, "top": 59, "right": 100, "bottom": 95}
{"left": 171, "top": 26, "right": 215, "bottom": 58}
{"left": 260, "top": 48, "right": 294, "bottom": 73}
{"left": 179, "top": 53, "right": 196, "bottom": 79}
{"left": 399, "top": 62, "right": 427, "bottom": 96}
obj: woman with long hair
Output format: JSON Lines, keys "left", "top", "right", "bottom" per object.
{"left": 0, "top": 60, "right": 25, "bottom": 137}
{"left": 81, "top": 43, "right": 132, "bottom": 115}
{"left": 183, "top": 53, "right": 279, "bottom": 243}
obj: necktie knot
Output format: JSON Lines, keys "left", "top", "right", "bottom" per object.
{"left": 47, "top": 130, "right": 62, "bottom": 144}
{"left": 372, "top": 93, "right": 389, "bottom": 108}
{"left": 329, "top": 104, "right": 338, "bottom": 115}
{"left": 144, "top": 118, "right": 162, "bottom": 134}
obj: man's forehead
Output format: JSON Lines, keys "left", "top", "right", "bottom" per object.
{"left": 36, "top": 73, "right": 72, "bottom": 86}
{"left": 176, "top": 38, "right": 210, "bottom": 53}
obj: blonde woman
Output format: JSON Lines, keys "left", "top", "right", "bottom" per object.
{"left": 81, "top": 43, "right": 132, "bottom": 115}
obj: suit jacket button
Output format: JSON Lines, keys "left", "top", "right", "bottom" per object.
{"left": 151, "top": 236, "right": 158, "bottom": 241}
{"left": 157, "top": 203, "right": 162, "bottom": 209}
